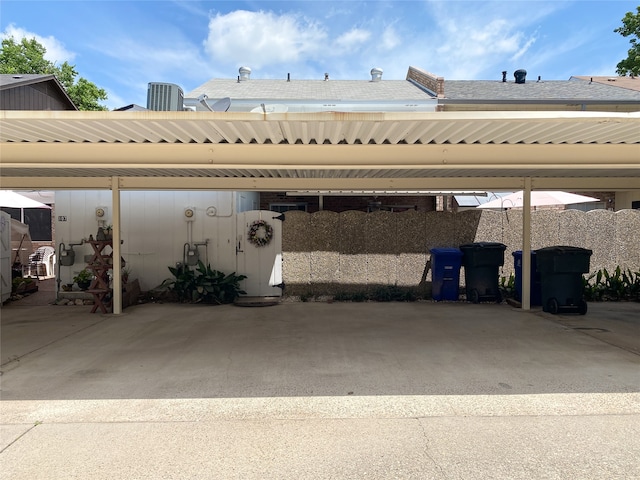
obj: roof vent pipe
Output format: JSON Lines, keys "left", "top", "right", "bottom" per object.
{"left": 371, "top": 67, "right": 383, "bottom": 82}
{"left": 502, "top": 71, "right": 507, "bottom": 82}
{"left": 239, "top": 66, "right": 251, "bottom": 81}
{"left": 514, "top": 69, "right": 527, "bottom": 84}
{"left": 324, "top": 73, "right": 329, "bottom": 81}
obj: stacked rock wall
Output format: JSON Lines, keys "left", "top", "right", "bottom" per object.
{"left": 282, "top": 209, "right": 640, "bottom": 296}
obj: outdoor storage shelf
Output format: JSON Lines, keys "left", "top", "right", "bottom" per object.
{"left": 86, "top": 240, "right": 113, "bottom": 314}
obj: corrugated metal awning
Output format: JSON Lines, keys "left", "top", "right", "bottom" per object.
{"left": 1, "top": 110, "right": 639, "bottom": 191}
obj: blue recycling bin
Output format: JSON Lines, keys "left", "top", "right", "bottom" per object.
{"left": 430, "top": 248, "right": 463, "bottom": 301}
{"left": 513, "top": 250, "right": 542, "bottom": 306}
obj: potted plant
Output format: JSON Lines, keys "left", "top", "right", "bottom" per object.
{"left": 73, "top": 269, "right": 93, "bottom": 290}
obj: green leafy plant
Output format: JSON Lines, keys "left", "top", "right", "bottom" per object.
{"left": 161, "top": 261, "right": 247, "bottom": 304}
{"left": 583, "top": 267, "right": 640, "bottom": 302}
{"left": 12, "top": 276, "right": 36, "bottom": 293}
{"left": 499, "top": 274, "right": 516, "bottom": 299}
{"left": 73, "top": 269, "right": 93, "bottom": 290}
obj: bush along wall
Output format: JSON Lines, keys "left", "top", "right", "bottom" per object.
{"left": 584, "top": 267, "right": 640, "bottom": 302}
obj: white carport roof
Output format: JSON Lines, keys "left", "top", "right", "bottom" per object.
{"left": 2, "top": 109, "right": 638, "bottom": 314}
{"left": 1, "top": 110, "right": 639, "bottom": 191}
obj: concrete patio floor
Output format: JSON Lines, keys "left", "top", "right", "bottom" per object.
{"left": 1, "top": 298, "right": 639, "bottom": 479}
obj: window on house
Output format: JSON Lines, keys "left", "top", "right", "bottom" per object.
{"left": 269, "top": 203, "right": 308, "bottom": 213}
{"left": 1, "top": 207, "right": 53, "bottom": 241}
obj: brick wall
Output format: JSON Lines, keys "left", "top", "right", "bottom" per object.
{"left": 260, "top": 192, "right": 436, "bottom": 213}
{"left": 582, "top": 191, "right": 616, "bottom": 210}
{"left": 406, "top": 66, "right": 444, "bottom": 98}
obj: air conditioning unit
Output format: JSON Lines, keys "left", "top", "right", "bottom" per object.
{"left": 147, "top": 82, "right": 184, "bottom": 111}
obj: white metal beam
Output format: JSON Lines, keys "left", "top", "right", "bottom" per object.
{"left": 112, "top": 177, "right": 122, "bottom": 315}
{"left": 522, "top": 178, "right": 532, "bottom": 311}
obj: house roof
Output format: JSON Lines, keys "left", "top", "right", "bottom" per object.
{"left": 0, "top": 73, "right": 78, "bottom": 110}
{"left": 114, "top": 103, "right": 148, "bottom": 111}
{"left": 187, "top": 78, "right": 435, "bottom": 102}
{"left": 1, "top": 110, "right": 638, "bottom": 192}
{"left": 187, "top": 70, "right": 640, "bottom": 103}
{"left": 442, "top": 79, "right": 640, "bottom": 102}
{"left": 571, "top": 76, "right": 640, "bottom": 92}
{"left": 0, "top": 74, "right": 56, "bottom": 89}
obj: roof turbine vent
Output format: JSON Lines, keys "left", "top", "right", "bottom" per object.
{"left": 239, "top": 66, "right": 251, "bottom": 81}
{"left": 370, "top": 67, "right": 383, "bottom": 82}
{"left": 514, "top": 69, "right": 527, "bottom": 84}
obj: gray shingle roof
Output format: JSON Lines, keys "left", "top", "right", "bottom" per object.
{"left": 443, "top": 79, "right": 640, "bottom": 102}
{"left": 0, "top": 74, "right": 56, "bottom": 90}
{"left": 187, "top": 76, "right": 640, "bottom": 105}
{"left": 187, "top": 79, "right": 435, "bottom": 101}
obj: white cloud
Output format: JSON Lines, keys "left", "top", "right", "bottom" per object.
{"left": 381, "top": 25, "right": 400, "bottom": 51}
{"left": 511, "top": 33, "right": 538, "bottom": 61}
{"left": 334, "top": 28, "right": 372, "bottom": 51}
{"left": 203, "top": 10, "right": 327, "bottom": 68}
{"left": 1, "top": 24, "right": 75, "bottom": 64}
{"left": 416, "top": 2, "right": 546, "bottom": 79}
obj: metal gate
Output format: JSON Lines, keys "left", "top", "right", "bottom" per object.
{"left": 236, "top": 210, "right": 283, "bottom": 297}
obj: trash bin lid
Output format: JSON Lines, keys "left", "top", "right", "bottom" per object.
{"left": 430, "top": 247, "right": 463, "bottom": 256}
{"left": 460, "top": 242, "right": 506, "bottom": 250}
{"left": 512, "top": 250, "right": 537, "bottom": 257}
{"left": 536, "top": 245, "right": 593, "bottom": 256}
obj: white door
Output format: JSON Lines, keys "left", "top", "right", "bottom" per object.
{"left": 236, "top": 210, "right": 283, "bottom": 297}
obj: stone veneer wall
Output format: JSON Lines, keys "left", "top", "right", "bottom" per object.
{"left": 282, "top": 209, "right": 640, "bottom": 295}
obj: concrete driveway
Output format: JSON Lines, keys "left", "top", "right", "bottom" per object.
{"left": 1, "top": 300, "right": 639, "bottom": 479}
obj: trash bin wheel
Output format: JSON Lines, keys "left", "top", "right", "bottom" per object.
{"left": 469, "top": 289, "right": 480, "bottom": 304}
{"left": 547, "top": 297, "right": 559, "bottom": 315}
{"left": 578, "top": 299, "right": 588, "bottom": 315}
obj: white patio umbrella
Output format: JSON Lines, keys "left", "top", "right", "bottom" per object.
{"left": 477, "top": 191, "right": 599, "bottom": 209}
{"left": 0, "top": 190, "right": 51, "bottom": 209}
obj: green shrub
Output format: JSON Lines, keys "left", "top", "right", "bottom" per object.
{"left": 583, "top": 267, "right": 640, "bottom": 302}
{"left": 12, "top": 276, "right": 35, "bottom": 293}
{"left": 162, "top": 261, "right": 247, "bottom": 304}
{"left": 500, "top": 274, "right": 516, "bottom": 299}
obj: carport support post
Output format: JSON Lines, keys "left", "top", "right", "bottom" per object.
{"left": 521, "top": 178, "right": 532, "bottom": 311}
{"left": 111, "top": 176, "right": 122, "bottom": 315}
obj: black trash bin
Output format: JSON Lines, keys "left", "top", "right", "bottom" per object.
{"left": 536, "top": 246, "right": 592, "bottom": 315}
{"left": 430, "top": 248, "right": 463, "bottom": 301}
{"left": 459, "top": 242, "right": 506, "bottom": 303}
{"left": 513, "top": 250, "right": 542, "bottom": 306}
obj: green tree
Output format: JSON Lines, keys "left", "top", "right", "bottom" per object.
{"left": 0, "top": 36, "right": 108, "bottom": 110}
{"left": 615, "top": 6, "right": 640, "bottom": 76}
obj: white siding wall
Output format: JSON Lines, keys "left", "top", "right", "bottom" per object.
{"left": 236, "top": 192, "right": 259, "bottom": 213}
{"left": 55, "top": 191, "right": 243, "bottom": 291}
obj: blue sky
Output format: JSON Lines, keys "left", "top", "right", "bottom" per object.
{"left": 1, "top": 1, "right": 637, "bottom": 109}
